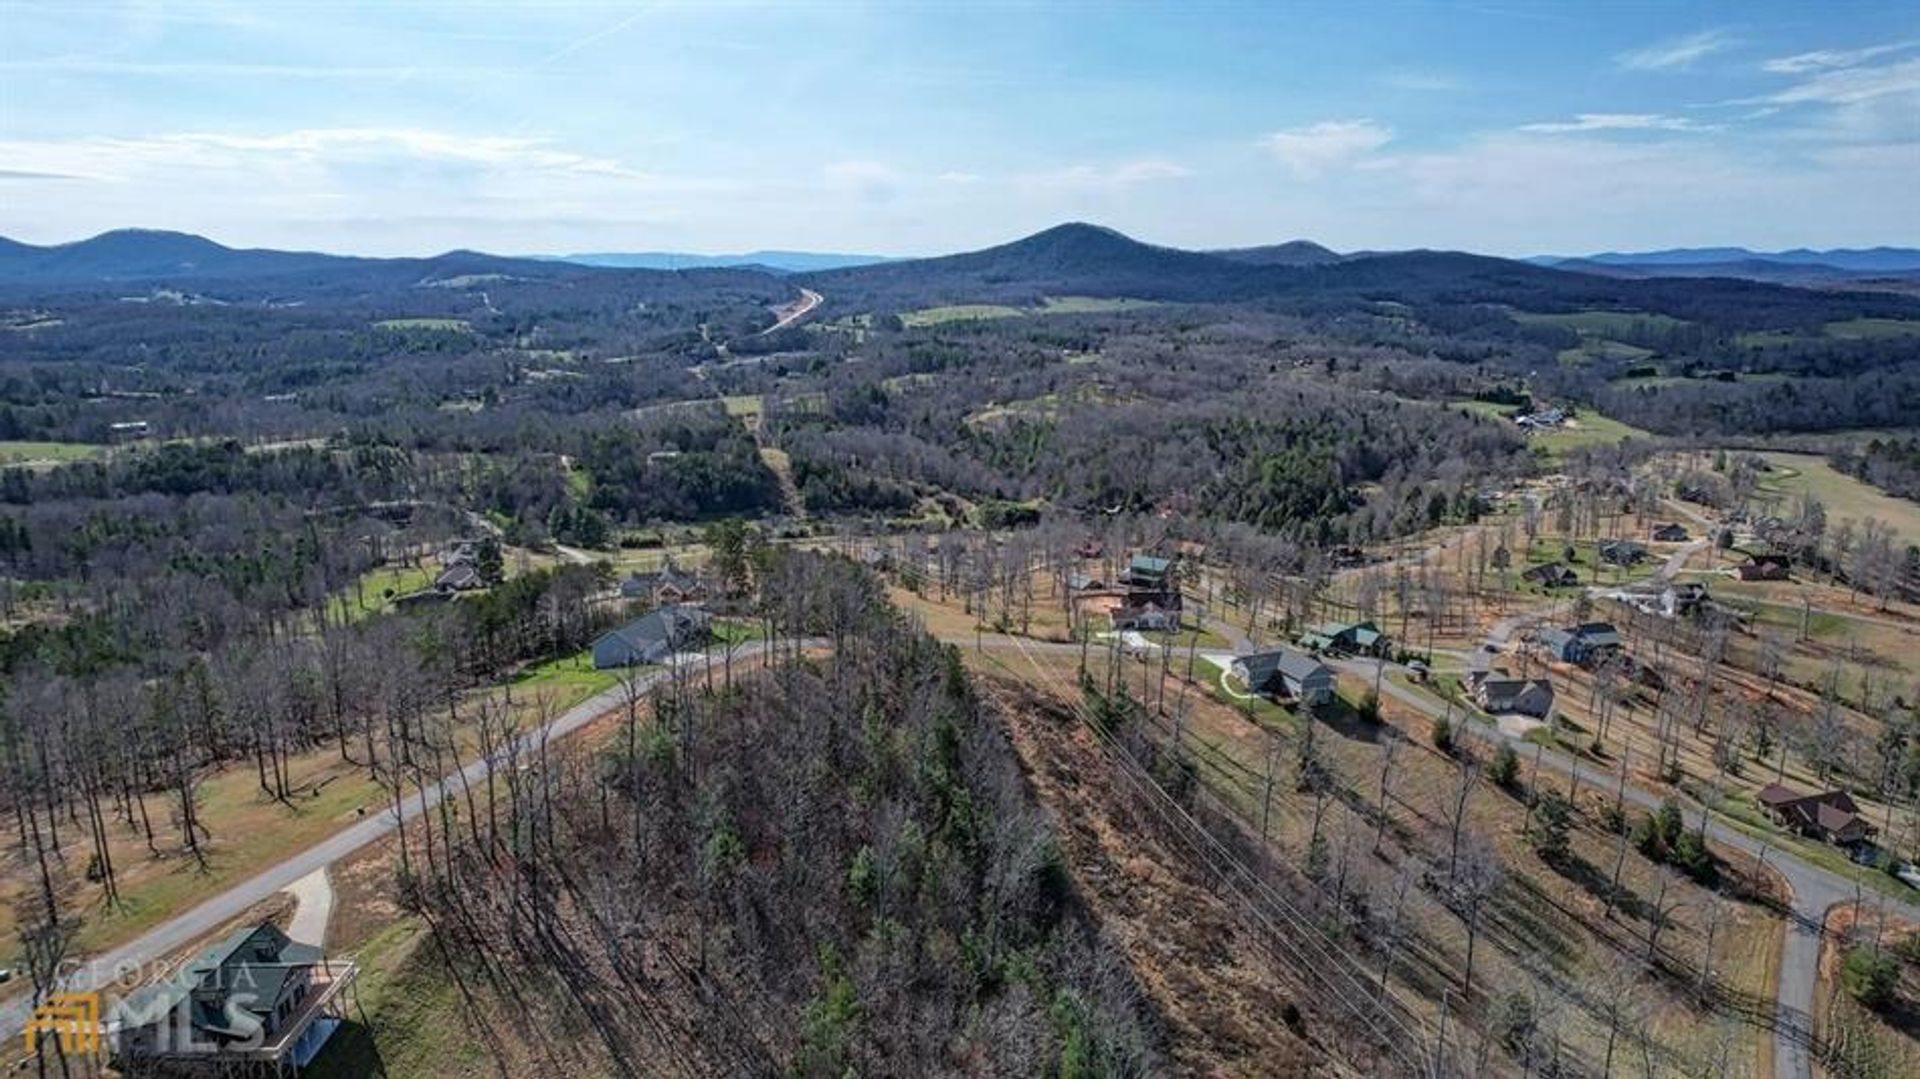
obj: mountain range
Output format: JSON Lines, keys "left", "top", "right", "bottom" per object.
{"left": 5, "top": 225, "right": 1919, "bottom": 325}
{"left": 553, "top": 250, "right": 898, "bottom": 273}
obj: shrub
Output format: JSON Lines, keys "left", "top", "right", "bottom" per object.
{"left": 1528, "top": 792, "right": 1573, "bottom": 865}
{"left": 1357, "top": 691, "right": 1382, "bottom": 724}
{"left": 1493, "top": 991, "right": 1537, "bottom": 1056}
{"left": 1490, "top": 743, "right": 1521, "bottom": 790}
{"left": 1841, "top": 948, "right": 1900, "bottom": 1009}
{"left": 1432, "top": 714, "right": 1456, "bottom": 754}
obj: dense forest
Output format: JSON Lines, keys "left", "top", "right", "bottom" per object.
{"left": 409, "top": 551, "right": 1162, "bottom": 1076}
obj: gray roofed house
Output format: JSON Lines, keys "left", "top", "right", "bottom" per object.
{"left": 1110, "top": 601, "right": 1180, "bottom": 632}
{"left": 620, "top": 557, "right": 707, "bottom": 603}
{"left": 434, "top": 562, "right": 483, "bottom": 592}
{"left": 1469, "top": 674, "right": 1555, "bottom": 718}
{"left": 112, "top": 922, "right": 355, "bottom": 1069}
{"left": 592, "top": 605, "right": 712, "bottom": 668}
{"left": 1232, "top": 648, "right": 1336, "bottom": 707}
{"left": 1521, "top": 562, "right": 1578, "bottom": 588}
{"left": 1597, "top": 539, "right": 1649, "bottom": 566}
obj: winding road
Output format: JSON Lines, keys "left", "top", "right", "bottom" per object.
{"left": 1332, "top": 532, "right": 1917, "bottom": 1079}
{"left": 0, "top": 643, "right": 789, "bottom": 1042}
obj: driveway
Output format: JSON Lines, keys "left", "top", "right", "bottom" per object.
{"left": 1353, "top": 658, "right": 1920, "bottom": 1079}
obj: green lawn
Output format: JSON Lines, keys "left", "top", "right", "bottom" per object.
{"left": 1750, "top": 451, "right": 1920, "bottom": 546}
{"left": 372, "top": 317, "right": 473, "bottom": 332}
{"left": 1038, "top": 295, "right": 1161, "bottom": 314}
{"left": 1510, "top": 309, "right": 1691, "bottom": 336}
{"left": 901, "top": 303, "right": 1026, "bottom": 326}
{"left": 1822, "top": 317, "right": 1920, "bottom": 340}
{"left": 0, "top": 439, "right": 106, "bottom": 465}
{"left": 511, "top": 648, "right": 622, "bottom": 704}
{"left": 335, "top": 563, "right": 435, "bottom": 621}
{"left": 1455, "top": 400, "right": 1651, "bottom": 459}
{"left": 901, "top": 296, "right": 1158, "bottom": 327}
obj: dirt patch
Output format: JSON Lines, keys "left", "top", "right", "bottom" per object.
{"left": 978, "top": 673, "right": 1354, "bottom": 1076}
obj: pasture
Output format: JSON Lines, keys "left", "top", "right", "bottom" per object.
{"left": 1751, "top": 451, "right": 1920, "bottom": 545}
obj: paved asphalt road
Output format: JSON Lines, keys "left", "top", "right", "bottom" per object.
{"left": 1346, "top": 582, "right": 1920, "bottom": 1079}
{"left": 0, "top": 643, "right": 784, "bottom": 1040}
{"left": 17, "top": 587, "right": 1917, "bottom": 1078}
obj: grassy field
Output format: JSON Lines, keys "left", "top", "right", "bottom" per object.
{"left": 900, "top": 303, "right": 1026, "bottom": 326}
{"left": 1457, "top": 400, "right": 1651, "bottom": 458}
{"left": 372, "top": 317, "right": 473, "bottom": 332}
{"left": 0, "top": 439, "right": 106, "bottom": 465}
{"left": 1823, "top": 317, "right": 1920, "bottom": 340}
{"left": 1739, "top": 318, "right": 1920, "bottom": 349}
{"left": 901, "top": 296, "right": 1158, "bottom": 327}
{"left": 1510, "top": 309, "right": 1691, "bottom": 336}
{"left": 1751, "top": 451, "right": 1920, "bottom": 545}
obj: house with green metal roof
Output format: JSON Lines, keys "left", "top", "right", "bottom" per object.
{"left": 110, "top": 922, "right": 356, "bottom": 1071}
{"left": 1125, "top": 553, "right": 1174, "bottom": 590}
{"left": 1298, "top": 620, "right": 1391, "bottom": 658}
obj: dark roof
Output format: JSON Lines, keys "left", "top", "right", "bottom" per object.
{"left": 1129, "top": 554, "right": 1172, "bottom": 576}
{"left": 1573, "top": 622, "right": 1621, "bottom": 646}
{"left": 1758, "top": 785, "right": 1869, "bottom": 835}
{"left": 121, "top": 923, "right": 322, "bottom": 1037}
{"left": 1235, "top": 648, "right": 1332, "bottom": 689}
{"left": 596, "top": 605, "right": 707, "bottom": 653}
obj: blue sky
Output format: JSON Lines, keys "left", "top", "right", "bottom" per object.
{"left": 2, "top": 1, "right": 1916, "bottom": 256}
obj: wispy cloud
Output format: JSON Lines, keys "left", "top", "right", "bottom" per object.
{"left": 1763, "top": 42, "right": 1917, "bottom": 74}
{"left": 1616, "top": 29, "right": 1735, "bottom": 71}
{"left": 1744, "top": 57, "right": 1920, "bottom": 105}
{"left": 0, "top": 128, "right": 659, "bottom": 182}
{"left": 1518, "top": 113, "right": 1713, "bottom": 134}
{"left": 1262, "top": 120, "right": 1392, "bottom": 178}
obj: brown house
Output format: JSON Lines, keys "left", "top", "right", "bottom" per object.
{"left": 1737, "top": 554, "right": 1791, "bottom": 581}
{"left": 1757, "top": 784, "right": 1876, "bottom": 846}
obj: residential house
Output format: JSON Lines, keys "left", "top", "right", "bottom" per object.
{"left": 1125, "top": 554, "right": 1175, "bottom": 591}
{"left": 1067, "top": 572, "right": 1106, "bottom": 592}
{"left": 1110, "top": 601, "right": 1181, "bottom": 633}
{"left": 1521, "top": 563, "right": 1579, "bottom": 588}
{"left": 1662, "top": 581, "right": 1710, "bottom": 618}
{"left": 1299, "top": 620, "right": 1392, "bottom": 658}
{"left": 619, "top": 557, "right": 708, "bottom": 604}
{"left": 1231, "top": 648, "right": 1336, "bottom": 707}
{"left": 1597, "top": 538, "right": 1650, "bottom": 566}
{"left": 113, "top": 922, "right": 355, "bottom": 1071}
{"left": 434, "top": 562, "right": 483, "bottom": 592}
{"left": 1536, "top": 622, "right": 1623, "bottom": 667}
{"left": 1652, "top": 523, "right": 1691, "bottom": 542}
{"left": 1329, "top": 545, "right": 1368, "bottom": 568}
{"left": 592, "top": 605, "right": 712, "bottom": 668}
{"left": 1757, "top": 784, "right": 1877, "bottom": 847}
{"left": 1073, "top": 539, "right": 1104, "bottom": 559}
{"left": 1737, "top": 554, "right": 1791, "bottom": 581}
{"left": 1468, "top": 672, "right": 1555, "bottom": 718}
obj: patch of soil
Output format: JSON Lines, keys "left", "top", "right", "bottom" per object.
{"left": 980, "top": 674, "right": 1369, "bottom": 1076}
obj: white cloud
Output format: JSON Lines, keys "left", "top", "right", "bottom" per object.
{"left": 0, "top": 128, "right": 658, "bottom": 183}
{"left": 1616, "top": 29, "right": 1735, "bottom": 71}
{"left": 1517, "top": 113, "right": 1712, "bottom": 134}
{"left": 1261, "top": 120, "right": 1392, "bottom": 178}
{"left": 1747, "top": 56, "right": 1920, "bottom": 105}
{"left": 1763, "top": 42, "right": 1917, "bottom": 74}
